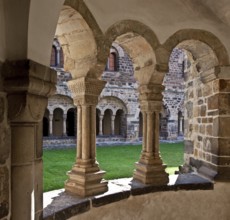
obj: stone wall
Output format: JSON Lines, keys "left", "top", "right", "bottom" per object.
{"left": 182, "top": 50, "right": 230, "bottom": 180}
{"left": 68, "top": 182, "right": 230, "bottom": 220}
{"left": 0, "top": 65, "right": 10, "bottom": 220}
{"left": 163, "top": 48, "right": 185, "bottom": 139}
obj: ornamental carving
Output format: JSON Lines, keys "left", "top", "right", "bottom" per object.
{"left": 68, "top": 77, "right": 106, "bottom": 106}
{"left": 3, "top": 59, "right": 57, "bottom": 122}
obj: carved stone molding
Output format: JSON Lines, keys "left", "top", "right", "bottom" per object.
{"left": 138, "top": 83, "right": 164, "bottom": 112}
{"left": 3, "top": 60, "right": 57, "bottom": 122}
{"left": 68, "top": 77, "right": 106, "bottom": 106}
{"left": 139, "top": 83, "right": 164, "bottom": 101}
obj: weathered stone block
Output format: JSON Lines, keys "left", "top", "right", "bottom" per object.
{"left": 0, "top": 126, "right": 10, "bottom": 164}
{"left": 203, "top": 82, "right": 213, "bottom": 97}
{"left": 0, "top": 166, "right": 9, "bottom": 219}
{"left": 213, "top": 117, "right": 230, "bottom": 137}
{"left": 200, "top": 105, "right": 206, "bottom": 116}
{"left": 213, "top": 79, "right": 230, "bottom": 93}
{"left": 219, "top": 138, "right": 230, "bottom": 156}
{"left": 184, "top": 140, "right": 194, "bottom": 154}
{"left": 206, "top": 125, "right": 213, "bottom": 136}
{"left": 217, "top": 156, "right": 230, "bottom": 166}
{"left": 208, "top": 94, "right": 230, "bottom": 115}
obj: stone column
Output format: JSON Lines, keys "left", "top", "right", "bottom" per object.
{"left": 99, "top": 115, "right": 104, "bottom": 136}
{"left": 63, "top": 114, "right": 67, "bottom": 136}
{"left": 133, "top": 83, "right": 169, "bottom": 185}
{"left": 179, "top": 116, "right": 183, "bottom": 135}
{"left": 111, "top": 115, "right": 115, "bottom": 135}
{"left": 49, "top": 114, "right": 53, "bottom": 136}
{"left": 65, "top": 77, "right": 108, "bottom": 197}
{"left": 3, "top": 60, "right": 56, "bottom": 220}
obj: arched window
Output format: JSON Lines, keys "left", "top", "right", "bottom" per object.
{"left": 108, "top": 52, "right": 117, "bottom": 71}
{"left": 50, "top": 46, "right": 57, "bottom": 67}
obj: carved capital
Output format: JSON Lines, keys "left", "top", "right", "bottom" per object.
{"left": 139, "top": 83, "right": 164, "bottom": 101}
{"left": 140, "top": 100, "right": 163, "bottom": 113}
{"left": 3, "top": 60, "right": 57, "bottom": 122}
{"left": 68, "top": 77, "right": 106, "bottom": 106}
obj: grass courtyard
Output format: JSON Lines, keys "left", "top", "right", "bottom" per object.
{"left": 43, "top": 142, "right": 184, "bottom": 192}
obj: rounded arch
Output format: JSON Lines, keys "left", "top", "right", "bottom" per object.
{"left": 104, "top": 20, "right": 160, "bottom": 84}
{"left": 105, "top": 20, "right": 160, "bottom": 52}
{"left": 162, "top": 29, "right": 229, "bottom": 66}
{"left": 55, "top": 5, "right": 99, "bottom": 79}
{"left": 98, "top": 96, "right": 128, "bottom": 115}
{"left": 48, "top": 94, "right": 74, "bottom": 114}
{"left": 64, "top": 0, "right": 105, "bottom": 60}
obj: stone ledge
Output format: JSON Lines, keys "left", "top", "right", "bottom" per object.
{"left": 43, "top": 174, "right": 213, "bottom": 220}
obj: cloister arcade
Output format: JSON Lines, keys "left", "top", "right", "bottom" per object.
{"left": 0, "top": 0, "right": 230, "bottom": 219}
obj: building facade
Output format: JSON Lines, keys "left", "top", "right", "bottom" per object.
{"left": 43, "top": 42, "right": 185, "bottom": 147}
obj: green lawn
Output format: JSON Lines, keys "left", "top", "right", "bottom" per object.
{"left": 43, "top": 142, "right": 184, "bottom": 192}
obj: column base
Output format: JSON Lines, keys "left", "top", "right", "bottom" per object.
{"left": 133, "top": 161, "right": 169, "bottom": 185}
{"left": 65, "top": 165, "right": 108, "bottom": 197}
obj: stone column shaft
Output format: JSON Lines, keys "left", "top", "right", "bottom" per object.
{"left": 133, "top": 83, "right": 169, "bottom": 185}
{"left": 111, "top": 115, "right": 115, "bottom": 135}
{"left": 49, "top": 115, "right": 53, "bottom": 136}
{"left": 179, "top": 116, "right": 183, "bottom": 135}
{"left": 65, "top": 77, "right": 108, "bottom": 197}
{"left": 63, "top": 114, "right": 67, "bottom": 136}
{"left": 3, "top": 60, "right": 56, "bottom": 220}
{"left": 99, "top": 115, "right": 104, "bottom": 135}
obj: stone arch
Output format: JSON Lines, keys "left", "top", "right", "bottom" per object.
{"left": 51, "top": 39, "right": 64, "bottom": 68}
{"left": 162, "top": 29, "right": 229, "bottom": 67}
{"left": 104, "top": 20, "right": 161, "bottom": 85}
{"left": 98, "top": 96, "right": 128, "bottom": 115}
{"left": 161, "top": 29, "right": 230, "bottom": 179}
{"left": 48, "top": 95, "right": 74, "bottom": 114}
{"left": 64, "top": 0, "right": 105, "bottom": 63}
{"left": 111, "top": 42, "right": 125, "bottom": 58}
{"left": 55, "top": 5, "right": 99, "bottom": 79}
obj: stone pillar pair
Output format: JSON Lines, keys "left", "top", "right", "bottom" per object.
{"left": 98, "top": 114, "right": 116, "bottom": 136}
{"left": 65, "top": 77, "right": 108, "bottom": 197}
{"left": 133, "top": 83, "right": 169, "bottom": 185}
{"left": 3, "top": 60, "right": 56, "bottom": 220}
{"left": 48, "top": 113, "right": 67, "bottom": 136}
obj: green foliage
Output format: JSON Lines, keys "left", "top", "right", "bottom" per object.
{"left": 43, "top": 142, "right": 184, "bottom": 192}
